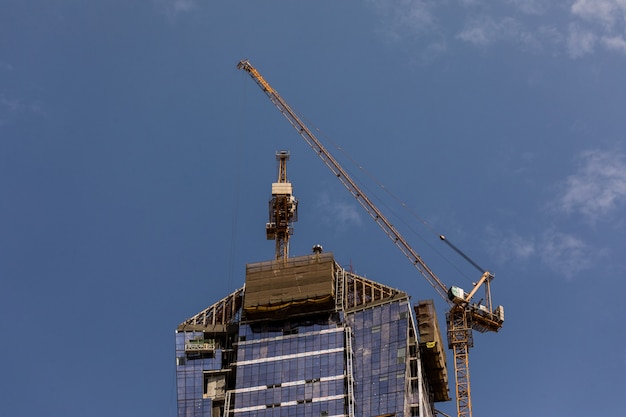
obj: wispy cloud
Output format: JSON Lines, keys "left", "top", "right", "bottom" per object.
{"left": 316, "top": 192, "right": 362, "bottom": 229}
{"left": 0, "top": 94, "right": 46, "bottom": 127}
{"left": 486, "top": 227, "right": 536, "bottom": 265}
{"left": 170, "top": 0, "right": 196, "bottom": 13}
{"left": 567, "top": 23, "right": 598, "bottom": 57}
{"left": 539, "top": 229, "right": 595, "bottom": 278}
{"left": 507, "top": 0, "right": 550, "bottom": 16}
{"left": 567, "top": 0, "right": 626, "bottom": 56}
{"left": 571, "top": 0, "right": 626, "bottom": 28}
{"left": 554, "top": 149, "right": 626, "bottom": 222}
{"left": 367, "top": 0, "right": 626, "bottom": 58}
{"left": 457, "top": 16, "right": 520, "bottom": 47}
{"left": 601, "top": 35, "right": 626, "bottom": 53}
{"left": 483, "top": 148, "right": 626, "bottom": 279}
{"left": 368, "top": 0, "right": 439, "bottom": 40}
{"left": 486, "top": 227, "right": 599, "bottom": 279}
{"left": 156, "top": 0, "right": 198, "bottom": 19}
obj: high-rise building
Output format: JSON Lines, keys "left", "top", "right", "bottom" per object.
{"left": 175, "top": 251, "right": 450, "bottom": 417}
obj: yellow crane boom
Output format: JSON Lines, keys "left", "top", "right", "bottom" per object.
{"left": 237, "top": 59, "right": 448, "bottom": 301}
{"left": 237, "top": 59, "right": 504, "bottom": 417}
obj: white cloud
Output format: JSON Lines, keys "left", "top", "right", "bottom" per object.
{"left": 1, "top": 95, "right": 44, "bottom": 115}
{"left": 601, "top": 35, "right": 626, "bottom": 53}
{"left": 486, "top": 228, "right": 536, "bottom": 264}
{"left": 0, "top": 94, "right": 46, "bottom": 127}
{"left": 368, "top": 0, "right": 440, "bottom": 40}
{"left": 569, "top": 1, "right": 626, "bottom": 55}
{"left": 457, "top": 16, "right": 520, "bottom": 46}
{"left": 366, "top": 1, "right": 450, "bottom": 63}
{"left": 456, "top": 17, "right": 498, "bottom": 46}
{"left": 567, "top": 23, "right": 598, "bottom": 57}
{"left": 571, "top": 0, "right": 626, "bottom": 28}
{"left": 486, "top": 227, "right": 598, "bottom": 278}
{"left": 459, "top": 0, "right": 482, "bottom": 6}
{"left": 456, "top": 16, "right": 556, "bottom": 52}
{"left": 555, "top": 149, "right": 626, "bottom": 222}
{"left": 508, "top": 235, "right": 536, "bottom": 259}
{"left": 316, "top": 192, "right": 362, "bottom": 229}
{"left": 367, "top": 0, "right": 626, "bottom": 58}
{"left": 507, "top": 0, "right": 550, "bottom": 15}
{"left": 539, "top": 229, "right": 594, "bottom": 278}
{"left": 485, "top": 149, "right": 626, "bottom": 280}
{"left": 171, "top": 0, "right": 196, "bottom": 13}
{"left": 157, "top": 0, "right": 198, "bottom": 18}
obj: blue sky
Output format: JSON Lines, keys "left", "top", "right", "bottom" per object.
{"left": 2, "top": 1, "right": 626, "bottom": 416}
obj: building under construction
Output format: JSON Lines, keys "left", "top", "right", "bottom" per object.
{"left": 175, "top": 152, "right": 450, "bottom": 417}
{"left": 176, "top": 252, "right": 450, "bottom": 417}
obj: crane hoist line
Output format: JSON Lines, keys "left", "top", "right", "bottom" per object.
{"left": 236, "top": 59, "right": 448, "bottom": 301}
{"left": 237, "top": 59, "right": 504, "bottom": 417}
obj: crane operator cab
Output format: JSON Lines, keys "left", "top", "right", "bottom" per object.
{"left": 448, "top": 286, "right": 504, "bottom": 332}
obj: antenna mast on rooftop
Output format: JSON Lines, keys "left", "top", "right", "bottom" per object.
{"left": 266, "top": 150, "right": 298, "bottom": 260}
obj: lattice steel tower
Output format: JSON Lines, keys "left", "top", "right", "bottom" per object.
{"left": 265, "top": 150, "right": 298, "bottom": 260}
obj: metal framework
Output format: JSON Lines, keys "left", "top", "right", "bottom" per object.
{"left": 266, "top": 150, "right": 298, "bottom": 260}
{"left": 345, "top": 326, "right": 356, "bottom": 417}
{"left": 177, "top": 287, "right": 244, "bottom": 332}
{"left": 336, "top": 266, "right": 408, "bottom": 311}
{"left": 447, "top": 307, "right": 474, "bottom": 417}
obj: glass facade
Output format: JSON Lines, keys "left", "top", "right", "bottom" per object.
{"left": 233, "top": 317, "right": 346, "bottom": 417}
{"left": 175, "top": 260, "right": 440, "bottom": 417}
{"left": 176, "top": 331, "right": 224, "bottom": 417}
{"left": 347, "top": 301, "right": 409, "bottom": 417}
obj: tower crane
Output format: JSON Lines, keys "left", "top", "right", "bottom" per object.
{"left": 266, "top": 150, "right": 298, "bottom": 260}
{"left": 237, "top": 59, "right": 504, "bottom": 417}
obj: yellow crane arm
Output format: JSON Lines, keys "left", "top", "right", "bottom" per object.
{"left": 237, "top": 59, "right": 449, "bottom": 302}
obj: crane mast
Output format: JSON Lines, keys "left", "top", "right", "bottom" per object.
{"left": 237, "top": 59, "right": 504, "bottom": 417}
{"left": 266, "top": 150, "right": 298, "bottom": 260}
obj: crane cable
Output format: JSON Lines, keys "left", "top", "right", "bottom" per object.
{"left": 237, "top": 59, "right": 479, "bottom": 286}
{"left": 299, "top": 113, "right": 477, "bottom": 284}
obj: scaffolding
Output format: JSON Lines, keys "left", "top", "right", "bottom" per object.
{"left": 175, "top": 253, "right": 447, "bottom": 417}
